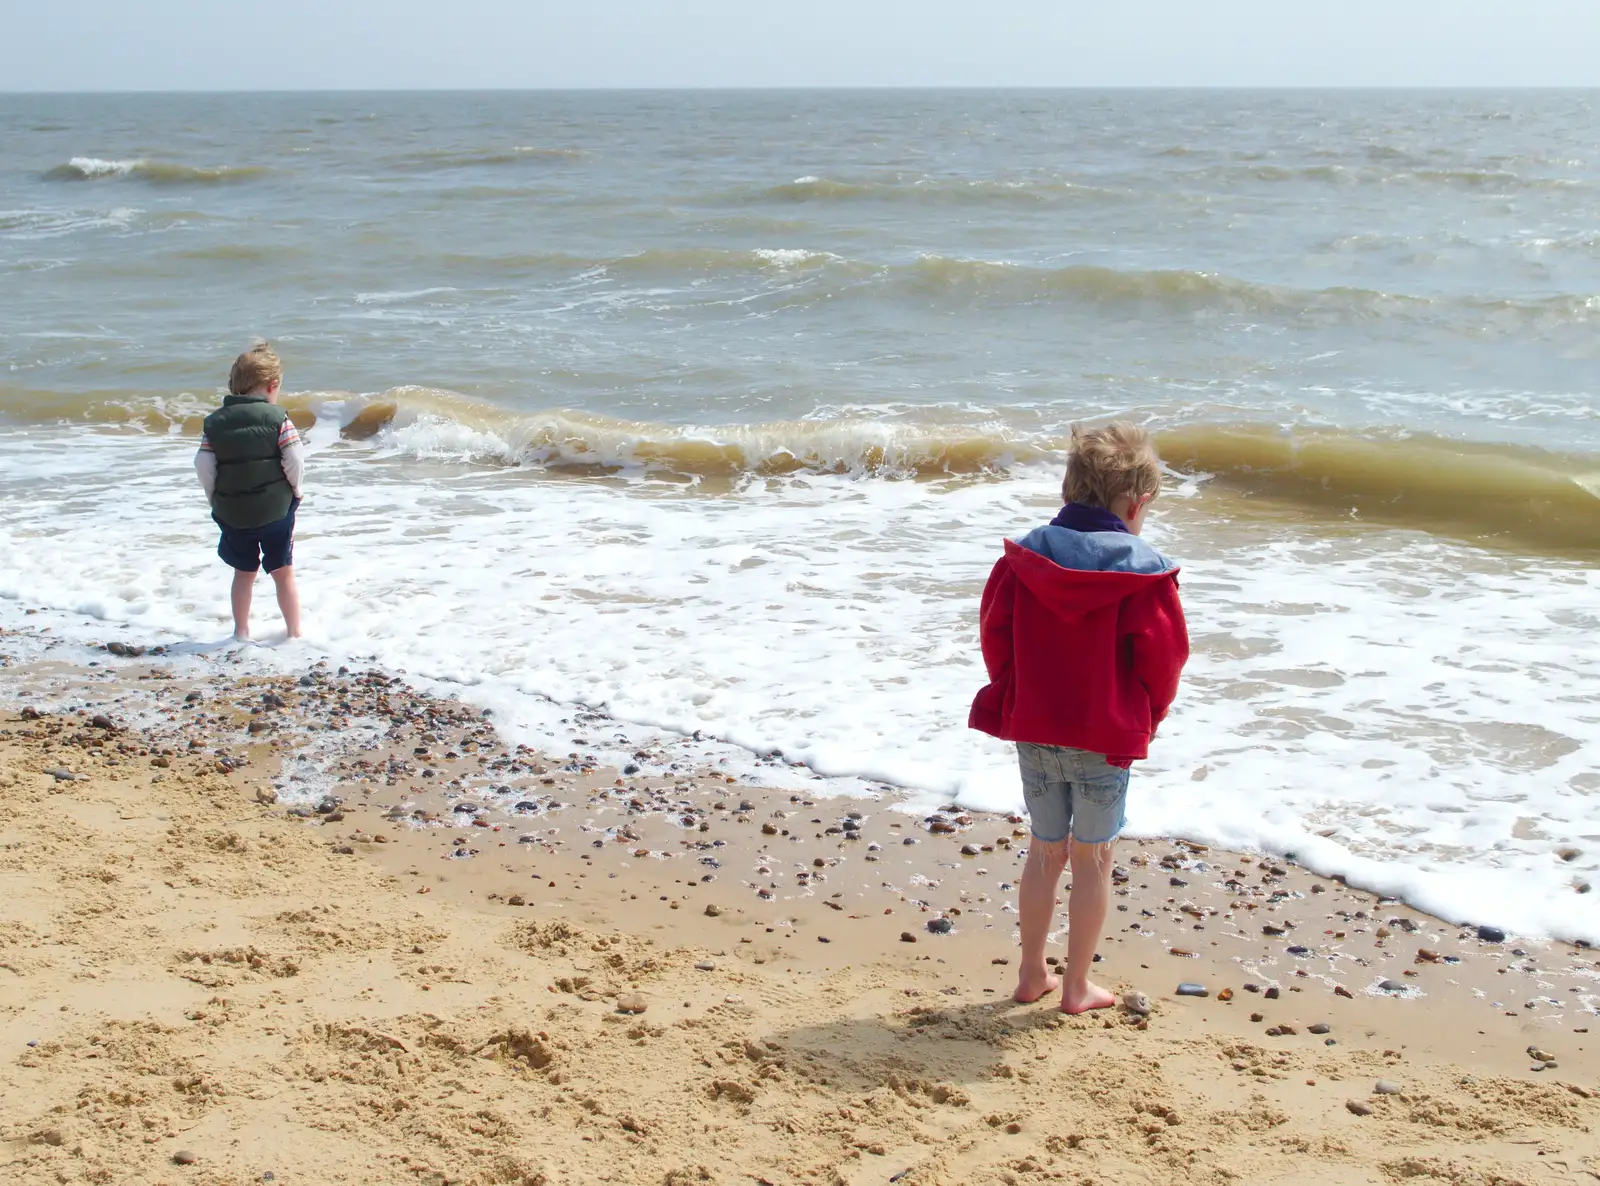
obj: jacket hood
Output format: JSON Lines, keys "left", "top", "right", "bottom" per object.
{"left": 1004, "top": 526, "right": 1178, "bottom": 619}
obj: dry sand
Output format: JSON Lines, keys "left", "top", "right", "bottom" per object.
{"left": 3, "top": 644, "right": 1599, "bottom": 1185}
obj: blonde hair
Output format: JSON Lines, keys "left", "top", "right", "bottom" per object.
{"left": 1062, "top": 421, "right": 1163, "bottom": 508}
{"left": 228, "top": 341, "right": 282, "bottom": 396}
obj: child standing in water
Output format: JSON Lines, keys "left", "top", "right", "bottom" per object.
{"left": 970, "top": 423, "right": 1189, "bottom": 1013}
{"left": 194, "top": 342, "right": 304, "bottom": 642}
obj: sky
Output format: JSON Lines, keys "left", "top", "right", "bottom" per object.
{"left": 4, "top": 0, "right": 1599, "bottom": 91}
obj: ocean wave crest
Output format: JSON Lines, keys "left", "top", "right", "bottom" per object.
{"left": 752, "top": 174, "right": 1123, "bottom": 205}
{"left": 4, "top": 383, "right": 1594, "bottom": 554}
{"left": 45, "top": 157, "right": 269, "bottom": 185}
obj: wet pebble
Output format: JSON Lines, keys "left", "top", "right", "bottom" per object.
{"left": 1308, "top": 1023, "right": 1331, "bottom": 1035}
{"left": 1264, "top": 986, "right": 1280, "bottom": 1000}
{"left": 1175, "top": 982, "right": 1208, "bottom": 998}
{"left": 926, "top": 918, "right": 954, "bottom": 935}
{"left": 1477, "top": 925, "right": 1507, "bottom": 944}
{"left": 1122, "top": 991, "right": 1151, "bottom": 1016}
{"left": 900, "top": 932, "right": 917, "bottom": 943}
{"left": 1377, "top": 979, "right": 1405, "bottom": 993}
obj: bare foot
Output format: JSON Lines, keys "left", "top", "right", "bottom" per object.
{"left": 1059, "top": 980, "right": 1117, "bottom": 1015}
{"left": 1013, "top": 972, "right": 1060, "bottom": 1004}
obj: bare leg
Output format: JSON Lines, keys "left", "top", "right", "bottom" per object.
{"left": 230, "top": 569, "right": 255, "bottom": 641}
{"left": 1060, "top": 838, "right": 1117, "bottom": 1014}
{"left": 269, "top": 566, "right": 302, "bottom": 638}
{"left": 1014, "top": 836, "right": 1069, "bottom": 1003}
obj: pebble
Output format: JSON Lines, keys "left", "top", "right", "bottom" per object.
{"left": 1217, "top": 988, "right": 1233, "bottom": 1002}
{"left": 89, "top": 714, "right": 115, "bottom": 729}
{"left": 1308, "top": 1023, "right": 1331, "bottom": 1035}
{"left": 703, "top": 904, "right": 722, "bottom": 917}
{"left": 1175, "top": 982, "right": 1208, "bottom": 997}
{"left": 1122, "top": 991, "right": 1151, "bottom": 1016}
{"left": 1287, "top": 945, "right": 1310, "bottom": 956}
{"left": 1377, "top": 979, "right": 1406, "bottom": 993}
{"left": 1527, "top": 1046, "right": 1556, "bottom": 1063}
{"left": 1477, "top": 925, "right": 1507, "bottom": 943}
{"left": 254, "top": 788, "right": 278, "bottom": 805}
{"left": 172, "top": 1150, "right": 197, "bottom": 1165}
{"left": 960, "top": 844, "right": 981, "bottom": 856}
{"left": 20, "top": 706, "right": 41, "bottom": 720}
{"left": 616, "top": 993, "right": 648, "bottom": 1014}
{"left": 1250, "top": 1012, "right": 1264, "bottom": 1023}
{"left": 1264, "top": 986, "right": 1280, "bottom": 1000}
{"left": 926, "top": 918, "right": 954, "bottom": 935}
{"left": 900, "top": 932, "right": 918, "bottom": 943}
{"left": 46, "top": 768, "right": 77, "bottom": 782}
{"left": 695, "top": 961, "right": 716, "bottom": 971}
{"left": 1374, "top": 1080, "right": 1402, "bottom": 1095}
{"left": 1346, "top": 1100, "right": 1373, "bottom": 1117}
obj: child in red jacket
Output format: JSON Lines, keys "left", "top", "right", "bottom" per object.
{"left": 970, "top": 423, "right": 1189, "bottom": 1013}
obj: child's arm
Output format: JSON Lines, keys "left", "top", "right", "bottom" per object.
{"left": 194, "top": 435, "right": 217, "bottom": 504}
{"left": 1129, "top": 576, "right": 1189, "bottom": 732}
{"left": 278, "top": 419, "right": 304, "bottom": 497}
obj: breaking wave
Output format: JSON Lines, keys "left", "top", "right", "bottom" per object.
{"left": 5, "top": 381, "right": 1590, "bottom": 553}
{"left": 44, "top": 158, "right": 270, "bottom": 185}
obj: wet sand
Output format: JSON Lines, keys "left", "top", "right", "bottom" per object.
{"left": 3, "top": 644, "right": 1599, "bottom": 1185}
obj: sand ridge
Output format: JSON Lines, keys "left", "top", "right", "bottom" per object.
{"left": 1, "top": 654, "right": 1599, "bottom": 1184}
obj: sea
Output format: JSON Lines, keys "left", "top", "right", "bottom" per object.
{"left": 1, "top": 90, "right": 1596, "bottom": 939}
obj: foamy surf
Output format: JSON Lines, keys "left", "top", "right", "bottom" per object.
{"left": 1, "top": 427, "right": 1596, "bottom": 942}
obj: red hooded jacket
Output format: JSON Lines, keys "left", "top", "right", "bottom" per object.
{"left": 969, "top": 524, "right": 1188, "bottom": 763}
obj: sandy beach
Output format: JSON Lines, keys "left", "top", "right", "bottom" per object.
{"left": 0, "top": 639, "right": 1597, "bottom": 1185}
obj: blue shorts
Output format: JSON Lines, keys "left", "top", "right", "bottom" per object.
{"left": 1017, "top": 743, "right": 1129, "bottom": 845}
{"left": 217, "top": 500, "right": 298, "bottom": 574}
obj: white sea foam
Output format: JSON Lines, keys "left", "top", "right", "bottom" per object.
{"left": 751, "top": 248, "right": 834, "bottom": 269}
{"left": 353, "top": 287, "right": 461, "bottom": 305}
{"left": 66, "top": 157, "right": 144, "bottom": 178}
{"left": 0, "top": 429, "right": 1596, "bottom": 941}
{"left": 0, "top": 206, "right": 139, "bottom": 241}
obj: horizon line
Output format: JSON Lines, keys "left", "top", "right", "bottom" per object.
{"left": 3, "top": 83, "right": 1597, "bottom": 96}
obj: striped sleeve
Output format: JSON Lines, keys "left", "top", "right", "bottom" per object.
{"left": 277, "top": 420, "right": 301, "bottom": 448}
{"left": 198, "top": 433, "right": 213, "bottom": 452}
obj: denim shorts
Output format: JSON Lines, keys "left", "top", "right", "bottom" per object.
{"left": 1017, "top": 743, "right": 1129, "bottom": 845}
{"left": 217, "top": 500, "right": 298, "bottom": 574}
